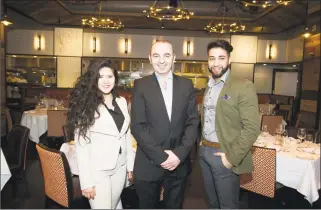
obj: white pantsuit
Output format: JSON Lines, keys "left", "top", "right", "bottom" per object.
{"left": 74, "top": 97, "right": 134, "bottom": 209}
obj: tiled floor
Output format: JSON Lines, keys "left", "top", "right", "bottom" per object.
{"left": 1, "top": 140, "right": 321, "bottom": 209}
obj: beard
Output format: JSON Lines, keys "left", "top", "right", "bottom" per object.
{"left": 208, "top": 65, "right": 229, "bottom": 79}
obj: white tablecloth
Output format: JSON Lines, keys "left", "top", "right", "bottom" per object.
{"left": 1, "top": 148, "right": 11, "bottom": 190}
{"left": 254, "top": 134, "right": 320, "bottom": 204}
{"left": 20, "top": 110, "right": 48, "bottom": 143}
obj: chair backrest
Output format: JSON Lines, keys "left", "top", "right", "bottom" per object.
{"left": 62, "top": 125, "right": 74, "bottom": 143}
{"left": 6, "top": 125, "right": 30, "bottom": 170}
{"left": 36, "top": 143, "right": 73, "bottom": 208}
{"left": 47, "top": 110, "right": 67, "bottom": 137}
{"left": 4, "top": 108, "right": 13, "bottom": 133}
{"left": 275, "top": 109, "right": 289, "bottom": 122}
{"left": 279, "top": 104, "right": 292, "bottom": 121}
{"left": 261, "top": 115, "right": 283, "bottom": 135}
{"left": 295, "top": 113, "right": 302, "bottom": 128}
{"left": 240, "top": 146, "right": 276, "bottom": 198}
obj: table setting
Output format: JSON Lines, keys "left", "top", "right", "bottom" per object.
{"left": 253, "top": 124, "right": 320, "bottom": 204}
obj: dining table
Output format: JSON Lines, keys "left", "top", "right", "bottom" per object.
{"left": 20, "top": 109, "right": 48, "bottom": 144}
{"left": 254, "top": 133, "right": 320, "bottom": 204}
{"left": 1, "top": 148, "right": 11, "bottom": 190}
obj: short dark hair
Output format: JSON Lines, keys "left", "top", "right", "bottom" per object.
{"left": 207, "top": 40, "right": 233, "bottom": 56}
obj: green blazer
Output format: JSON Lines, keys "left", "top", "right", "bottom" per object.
{"left": 201, "top": 74, "right": 261, "bottom": 174}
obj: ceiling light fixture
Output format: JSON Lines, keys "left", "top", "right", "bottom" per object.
{"left": 81, "top": 1, "right": 124, "bottom": 29}
{"left": 276, "top": 0, "right": 292, "bottom": 6}
{"left": 242, "top": 0, "right": 273, "bottom": 8}
{"left": 1, "top": 14, "right": 13, "bottom": 26}
{"left": 205, "top": 0, "right": 245, "bottom": 34}
{"left": 143, "top": 0, "right": 194, "bottom": 21}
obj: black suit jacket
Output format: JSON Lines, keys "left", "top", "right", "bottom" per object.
{"left": 131, "top": 73, "right": 199, "bottom": 181}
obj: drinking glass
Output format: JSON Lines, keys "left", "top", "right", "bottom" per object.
{"left": 275, "top": 124, "right": 285, "bottom": 135}
{"left": 306, "top": 134, "right": 313, "bottom": 143}
{"left": 297, "top": 128, "right": 306, "bottom": 144}
{"left": 262, "top": 125, "right": 268, "bottom": 136}
{"left": 259, "top": 107, "right": 264, "bottom": 115}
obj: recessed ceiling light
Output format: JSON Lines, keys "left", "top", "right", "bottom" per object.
{"left": 263, "top": 64, "right": 267, "bottom": 66}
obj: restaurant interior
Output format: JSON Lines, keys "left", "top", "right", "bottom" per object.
{"left": 0, "top": 0, "right": 320, "bottom": 209}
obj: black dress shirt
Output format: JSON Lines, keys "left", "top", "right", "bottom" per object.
{"left": 104, "top": 98, "right": 125, "bottom": 153}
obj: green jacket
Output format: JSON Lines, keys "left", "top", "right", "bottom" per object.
{"left": 201, "top": 74, "right": 261, "bottom": 174}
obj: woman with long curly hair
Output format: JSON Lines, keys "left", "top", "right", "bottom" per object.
{"left": 67, "top": 59, "right": 134, "bottom": 209}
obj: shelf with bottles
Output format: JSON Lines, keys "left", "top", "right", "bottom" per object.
{"left": 6, "top": 55, "right": 57, "bottom": 87}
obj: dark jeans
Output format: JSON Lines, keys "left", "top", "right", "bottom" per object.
{"left": 199, "top": 145, "right": 240, "bottom": 209}
{"left": 134, "top": 175, "right": 187, "bottom": 209}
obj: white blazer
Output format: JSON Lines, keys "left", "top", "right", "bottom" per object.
{"left": 74, "top": 96, "right": 134, "bottom": 190}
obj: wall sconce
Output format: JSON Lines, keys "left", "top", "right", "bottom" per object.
{"left": 37, "top": 35, "right": 41, "bottom": 51}
{"left": 268, "top": 44, "right": 272, "bottom": 59}
{"left": 124, "top": 38, "right": 128, "bottom": 54}
{"left": 187, "top": 41, "right": 191, "bottom": 56}
{"left": 93, "top": 37, "right": 96, "bottom": 53}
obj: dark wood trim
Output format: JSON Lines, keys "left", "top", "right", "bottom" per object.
{"left": 316, "top": 56, "right": 321, "bottom": 129}
{"left": 5, "top": 4, "right": 44, "bottom": 25}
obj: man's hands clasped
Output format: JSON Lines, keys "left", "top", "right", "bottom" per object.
{"left": 160, "top": 150, "right": 181, "bottom": 171}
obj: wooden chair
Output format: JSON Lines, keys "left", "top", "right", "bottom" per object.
{"left": 261, "top": 115, "right": 283, "bottom": 135}
{"left": 240, "top": 146, "right": 276, "bottom": 198}
{"left": 36, "top": 143, "right": 90, "bottom": 208}
{"left": 275, "top": 109, "right": 289, "bottom": 123}
{"left": 4, "top": 108, "right": 13, "bottom": 133}
{"left": 47, "top": 110, "right": 67, "bottom": 149}
{"left": 4, "top": 125, "right": 30, "bottom": 203}
{"left": 279, "top": 105, "right": 292, "bottom": 122}
{"left": 295, "top": 113, "right": 302, "bottom": 128}
{"left": 62, "top": 125, "right": 74, "bottom": 143}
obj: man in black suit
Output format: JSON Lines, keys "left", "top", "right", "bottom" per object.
{"left": 131, "top": 40, "right": 199, "bottom": 209}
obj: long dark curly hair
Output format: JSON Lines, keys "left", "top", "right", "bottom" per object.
{"left": 67, "top": 59, "right": 119, "bottom": 142}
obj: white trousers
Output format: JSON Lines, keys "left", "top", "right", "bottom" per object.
{"left": 89, "top": 164, "right": 127, "bottom": 209}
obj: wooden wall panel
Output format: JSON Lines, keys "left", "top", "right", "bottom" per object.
{"left": 302, "top": 57, "right": 320, "bottom": 91}
{"left": 304, "top": 34, "right": 320, "bottom": 58}
{"left": 300, "top": 100, "right": 317, "bottom": 113}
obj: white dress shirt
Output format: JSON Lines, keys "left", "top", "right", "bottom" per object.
{"left": 155, "top": 71, "right": 173, "bottom": 121}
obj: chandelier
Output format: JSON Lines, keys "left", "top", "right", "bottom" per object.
{"left": 276, "top": 0, "right": 292, "bottom": 5}
{"left": 143, "top": 0, "right": 194, "bottom": 21}
{"left": 205, "top": 1, "right": 245, "bottom": 34}
{"left": 242, "top": 0, "right": 292, "bottom": 8}
{"left": 81, "top": 1, "right": 124, "bottom": 29}
{"left": 241, "top": 1, "right": 273, "bottom": 8}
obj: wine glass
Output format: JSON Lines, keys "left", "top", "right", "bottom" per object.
{"left": 282, "top": 130, "right": 290, "bottom": 151}
{"left": 306, "top": 134, "right": 313, "bottom": 144}
{"left": 259, "top": 107, "right": 264, "bottom": 115}
{"left": 275, "top": 124, "right": 285, "bottom": 135}
{"left": 262, "top": 124, "right": 269, "bottom": 136}
{"left": 297, "top": 128, "right": 306, "bottom": 144}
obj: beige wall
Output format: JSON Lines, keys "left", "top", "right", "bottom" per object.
{"left": 231, "top": 63, "right": 254, "bottom": 81}
{"left": 7, "top": 29, "right": 54, "bottom": 55}
{"left": 231, "top": 35, "right": 258, "bottom": 63}
{"left": 286, "top": 36, "right": 304, "bottom": 63}
{"left": 257, "top": 40, "right": 287, "bottom": 63}
{"left": 253, "top": 65, "right": 273, "bottom": 94}
{"left": 254, "top": 64, "right": 298, "bottom": 94}
{"left": 57, "top": 57, "right": 81, "bottom": 88}
{"left": 82, "top": 32, "right": 229, "bottom": 60}
{"left": 54, "top": 28, "right": 83, "bottom": 57}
